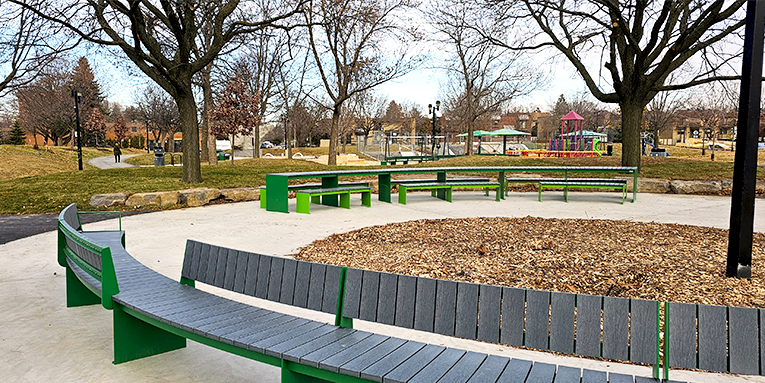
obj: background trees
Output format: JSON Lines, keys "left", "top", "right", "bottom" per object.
{"left": 210, "top": 77, "right": 261, "bottom": 164}
{"left": 485, "top": 0, "right": 747, "bottom": 167}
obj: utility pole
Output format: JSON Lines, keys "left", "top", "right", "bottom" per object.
{"left": 72, "top": 89, "right": 83, "bottom": 171}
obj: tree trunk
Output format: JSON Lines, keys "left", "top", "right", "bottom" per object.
{"left": 177, "top": 91, "right": 203, "bottom": 183}
{"left": 200, "top": 65, "right": 217, "bottom": 164}
{"left": 328, "top": 105, "right": 341, "bottom": 166}
{"left": 230, "top": 134, "right": 235, "bottom": 165}
{"left": 620, "top": 102, "right": 644, "bottom": 168}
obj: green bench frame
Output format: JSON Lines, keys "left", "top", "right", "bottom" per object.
{"left": 538, "top": 181, "right": 628, "bottom": 204}
{"left": 296, "top": 186, "right": 372, "bottom": 214}
{"left": 398, "top": 182, "right": 501, "bottom": 204}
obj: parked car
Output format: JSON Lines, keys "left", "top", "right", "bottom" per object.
{"left": 260, "top": 141, "right": 274, "bottom": 149}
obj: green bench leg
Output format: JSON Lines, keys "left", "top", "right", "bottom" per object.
{"left": 340, "top": 192, "right": 351, "bottom": 209}
{"left": 296, "top": 193, "right": 311, "bottom": 214}
{"left": 113, "top": 305, "right": 186, "bottom": 364}
{"left": 361, "top": 191, "right": 371, "bottom": 207}
{"left": 66, "top": 267, "right": 101, "bottom": 307}
{"left": 311, "top": 195, "right": 321, "bottom": 204}
{"left": 484, "top": 187, "right": 489, "bottom": 196}
{"left": 398, "top": 186, "right": 407, "bottom": 204}
{"left": 538, "top": 186, "right": 543, "bottom": 202}
{"left": 564, "top": 186, "right": 569, "bottom": 202}
{"left": 446, "top": 187, "right": 453, "bottom": 202}
{"left": 259, "top": 188, "right": 266, "bottom": 209}
{"left": 495, "top": 187, "right": 500, "bottom": 202}
{"left": 622, "top": 186, "right": 627, "bottom": 204}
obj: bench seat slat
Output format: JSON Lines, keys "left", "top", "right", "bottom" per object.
{"left": 222, "top": 312, "right": 295, "bottom": 346}
{"left": 465, "top": 355, "right": 510, "bottom": 383}
{"left": 495, "top": 358, "right": 533, "bottom": 383}
{"left": 281, "top": 327, "right": 358, "bottom": 363}
{"left": 381, "top": 344, "right": 445, "bottom": 383}
{"left": 299, "top": 331, "right": 374, "bottom": 368}
{"left": 607, "top": 372, "right": 634, "bottom": 383}
{"left": 319, "top": 334, "right": 391, "bottom": 373}
{"left": 581, "top": 369, "right": 607, "bottom": 383}
{"left": 338, "top": 338, "right": 408, "bottom": 377}
{"left": 240, "top": 319, "right": 317, "bottom": 352}
{"left": 553, "top": 366, "right": 582, "bottom": 383}
{"left": 359, "top": 341, "right": 426, "bottom": 382}
{"left": 262, "top": 323, "right": 337, "bottom": 356}
{"left": 407, "top": 348, "right": 468, "bottom": 383}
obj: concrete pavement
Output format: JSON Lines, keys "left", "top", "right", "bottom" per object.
{"left": 87, "top": 154, "right": 139, "bottom": 169}
{"left": 2, "top": 191, "right": 765, "bottom": 382}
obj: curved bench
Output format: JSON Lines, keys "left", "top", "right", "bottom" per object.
{"left": 59, "top": 203, "right": 674, "bottom": 382}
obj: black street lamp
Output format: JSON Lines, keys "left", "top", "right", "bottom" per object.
{"left": 282, "top": 114, "right": 290, "bottom": 158}
{"left": 72, "top": 89, "right": 83, "bottom": 170}
{"left": 427, "top": 101, "right": 441, "bottom": 161}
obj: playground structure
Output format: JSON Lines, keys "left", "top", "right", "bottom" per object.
{"left": 537, "top": 111, "right": 604, "bottom": 157}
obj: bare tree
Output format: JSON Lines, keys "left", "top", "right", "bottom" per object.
{"left": 136, "top": 85, "right": 179, "bottom": 151}
{"left": 305, "top": 0, "right": 421, "bottom": 165}
{"left": 645, "top": 90, "right": 684, "bottom": 149}
{"left": 427, "top": 0, "right": 544, "bottom": 155}
{"left": 12, "top": 0, "right": 304, "bottom": 182}
{"left": 16, "top": 64, "right": 74, "bottom": 146}
{"left": 484, "top": 0, "right": 747, "bottom": 167}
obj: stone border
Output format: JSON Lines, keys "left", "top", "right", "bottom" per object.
{"left": 90, "top": 179, "right": 765, "bottom": 208}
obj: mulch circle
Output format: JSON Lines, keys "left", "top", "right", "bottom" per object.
{"left": 294, "top": 216, "right": 765, "bottom": 308}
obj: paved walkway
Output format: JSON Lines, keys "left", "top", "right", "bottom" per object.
{"left": 3, "top": 192, "right": 765, "bottom": 382}
{"left": 87, "top": 154, "right": 139, "bottom": 169}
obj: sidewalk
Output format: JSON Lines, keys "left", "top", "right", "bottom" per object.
{"left": 87, "top": 154, "right": 139, "bottom": 169}
{"left": 2, "top": 192, "right": 764, "bottom": 382}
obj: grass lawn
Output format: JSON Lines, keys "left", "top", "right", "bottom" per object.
{"left": 1, "top": 143, "right": 764, "bottom": 215}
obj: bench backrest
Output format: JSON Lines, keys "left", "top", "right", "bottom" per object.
{"left": 57, "top": 203, "right": 118, "bottom": 309}
{"left": 181, "top": 240, "right": 343, "bottom": 315}
{"left": 342, "top": 268, "right": 659, "bottom": 366}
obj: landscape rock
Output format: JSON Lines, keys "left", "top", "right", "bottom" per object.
{"left": 634, "top": 178, "right": 670, "bottom": 194}
{"left": 220, "top": 187, "right": 260, "bottom": 202}
{"left": 126, "top": 191, "right": 180, "bottom": 207}
{"left": 669, "top": 180, "right": 722, "bottom": 194}
{"left": 179, "top": 188, "right": 221, "bottom": 207}
{"left": 89, "top": 193, "right": 128, "bottom": 207}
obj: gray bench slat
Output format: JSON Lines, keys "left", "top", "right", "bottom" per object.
{"left": 414, "top": 277, "right": 437, "bottom": 332}
{"left": 343, "top": 268, "right": 363, "bottom": 319}
{"left": 307, "top": 263, "right": 327, "bottom": 311}
{"left": 264, "top": 323, "right": 338, "bottom": 357}
{"left": 602, "top": 296, "right": 629, "bottom": 361}
{"left": 233, "top": 251, "right": 249, "bottom": 294}
{"left": 377, "top": 272, "right": 398, "bottom": 325}
{"left": 500, "top": 287, "right": 525, "bottom": 347}
{"left": 174, "top": 304, "right": 252, "bottom": 332}
{"left": 495, "top": 358, "right": 533, "bottom": 383}
{"left": 407, "top": 348, "right": 467, "bottom": 383}
{"left": 279, "top": 259, "right": 298, "bottom": 305}
{"left": 553, "top": 366, "right": 581, "bottom": 383}
{"left": 205, "top": 245, "right": 221, "bottom": 285}
{"left": 466, "top": 355, "right": 511, "bottom": 383}
{"left": 299, "top": 331, "right": 374, "bottom": 368}
{"left": 630, "top": 299, "right": 658, "bottom": 365}
{"left": 255, "top": 255, "right": 272, "bottom": 299}
{"left": 522, "top": 362, "right": 556, "bottom": 383}
{"left": 322, "top": 265, "right": 342, "bottom": 314}
{"left": 234, "top": 318, "right": 312, "bottom": 348}
{"left": 319, "top": 334, "right": 391, "bottom": 373}
{"left": 181, "top": 240, "right": 197, "bottom": 279}
{"left": 207, "top": 310, "right": 277, "bottom": 341}
{"left": 359, "top": 270, "right": 381, "bottom": 321}
{"left": 455, "top": 282, "right": 480, "bottom": 340}
{"left": 607, "top": 372, "right": 634, "bottom": 383}
{"left": 550, "top": 292, "right": 575, "bottom": 354}
{"left": 198, "top": 308, "right": 272, "bottom": 338}
{"left": 402, "top": 182, "right": 500, "bottom": 188}
{"left": 281, "top": 328, "right": 357, "bottom": 363}
{"left": 267, "top": 257, "right": 285, "bottom": 302}
{"left": 667, "top": 302, "right": 697, "bottom": 369}
{"left": 729, "top": 306, "right": 760, "bottom": 375}
{"left": 185, "top": 305, "right": 253, "bottom": 334}
{"left": 249, "top": 321, "right": 327, "bottom": 354}
{"left": 149, "top": 296, "right": 233, "bottom": 321}
{"left": 222, "top": 249, "right": 238, "bottom": 290}
{"left": 223, "top": 312, "right": 295, "bottom": 345}
{"left": 394, "top": 275, "right": 417, "bottom": 328}
{"left": 243, "top": 252, "right": 260, "bottom": 296}
{"left": 286, "top": 181, "right": 368, "bottom": 190}
{"left": 213, "top": 246, "right": 229, "bottom": 288}
{"left": 525, "top": 289, "right": 550, "bottom": 350}
{"left": 434, "top": 279, "right": 458, "bottom": 336}
{"left": 296, "top": 186, "right": 371, "bottom": 194}
{"left": 392, "top": 177, "right": 490, "bottom": 184}
{"left": 478, "top": 284, "right": 501, "bottom": 343}
{"left": 292, "top": 260, "right": 311, "bottom": 308}
{"left": 382, "top": 344, "right": 446, "bottom": 383}
{"left": 338, "top": 337, "right": 408, "bottom": 377}
{"left": 196, "top": 243, "right": 212, "bottom": 284}
{"left": 575, "top": 294, "right": 602, "bottom": 357}
{"left": 581, "top": 369, "right": 607, "bottom": 383}
{"left": 360, "top": 341, "right": 427, "bottom": 382}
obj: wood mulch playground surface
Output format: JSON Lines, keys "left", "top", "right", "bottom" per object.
{"left": 294, "top": 217, "right": 765, "bottom": 308}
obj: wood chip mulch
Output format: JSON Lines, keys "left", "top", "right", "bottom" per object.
{"left": 294, "top": 217, "right": 765, "bottom": 308}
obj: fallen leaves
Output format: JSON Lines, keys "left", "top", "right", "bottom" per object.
{"left": 294, "top": 216, "right": 765, "bottom": 308}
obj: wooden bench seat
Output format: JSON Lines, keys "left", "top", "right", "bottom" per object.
{"left": 538, "top": 181, "right": 628, "bottom": 204}
{"left": 398, "top": 181, "right": 501, "bottom": 204}
{"left": 260, "top": 182, "right": 369, "bottom": 208}
{"left": 296, "top": 185, "right": 372, "bottom": 214}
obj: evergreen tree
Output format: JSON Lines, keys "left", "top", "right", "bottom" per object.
{"left": 8, "top": 120, "right": 26, "bottom": 145}
{"left": 70, "top": 57, "right": 104, "bottom": 121}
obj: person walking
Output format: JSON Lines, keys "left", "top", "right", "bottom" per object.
{"left": 113, "top": 144, "right": 122, "bottom": 163}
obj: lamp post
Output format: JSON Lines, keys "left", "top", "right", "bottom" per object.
{"left": 282, "top": 114, "right": 289, "bottom": 158}
{"left": 145, "top": 121, "right": 150, "bottom": 152}
{"left": 427, "top": 101, "right": 441, "bottom": 161}
{"left": 72, "top": 89, "right": 83, "bottom": 170}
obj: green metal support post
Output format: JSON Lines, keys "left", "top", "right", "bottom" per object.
{"left": 321, "top": 176, "right": 340, "bottom": 207}
{"left": 266, "top": 174, "right": 290, "bottom": 213}
{"left": 378, "top": 174, "right": 391, "bottom": 202}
